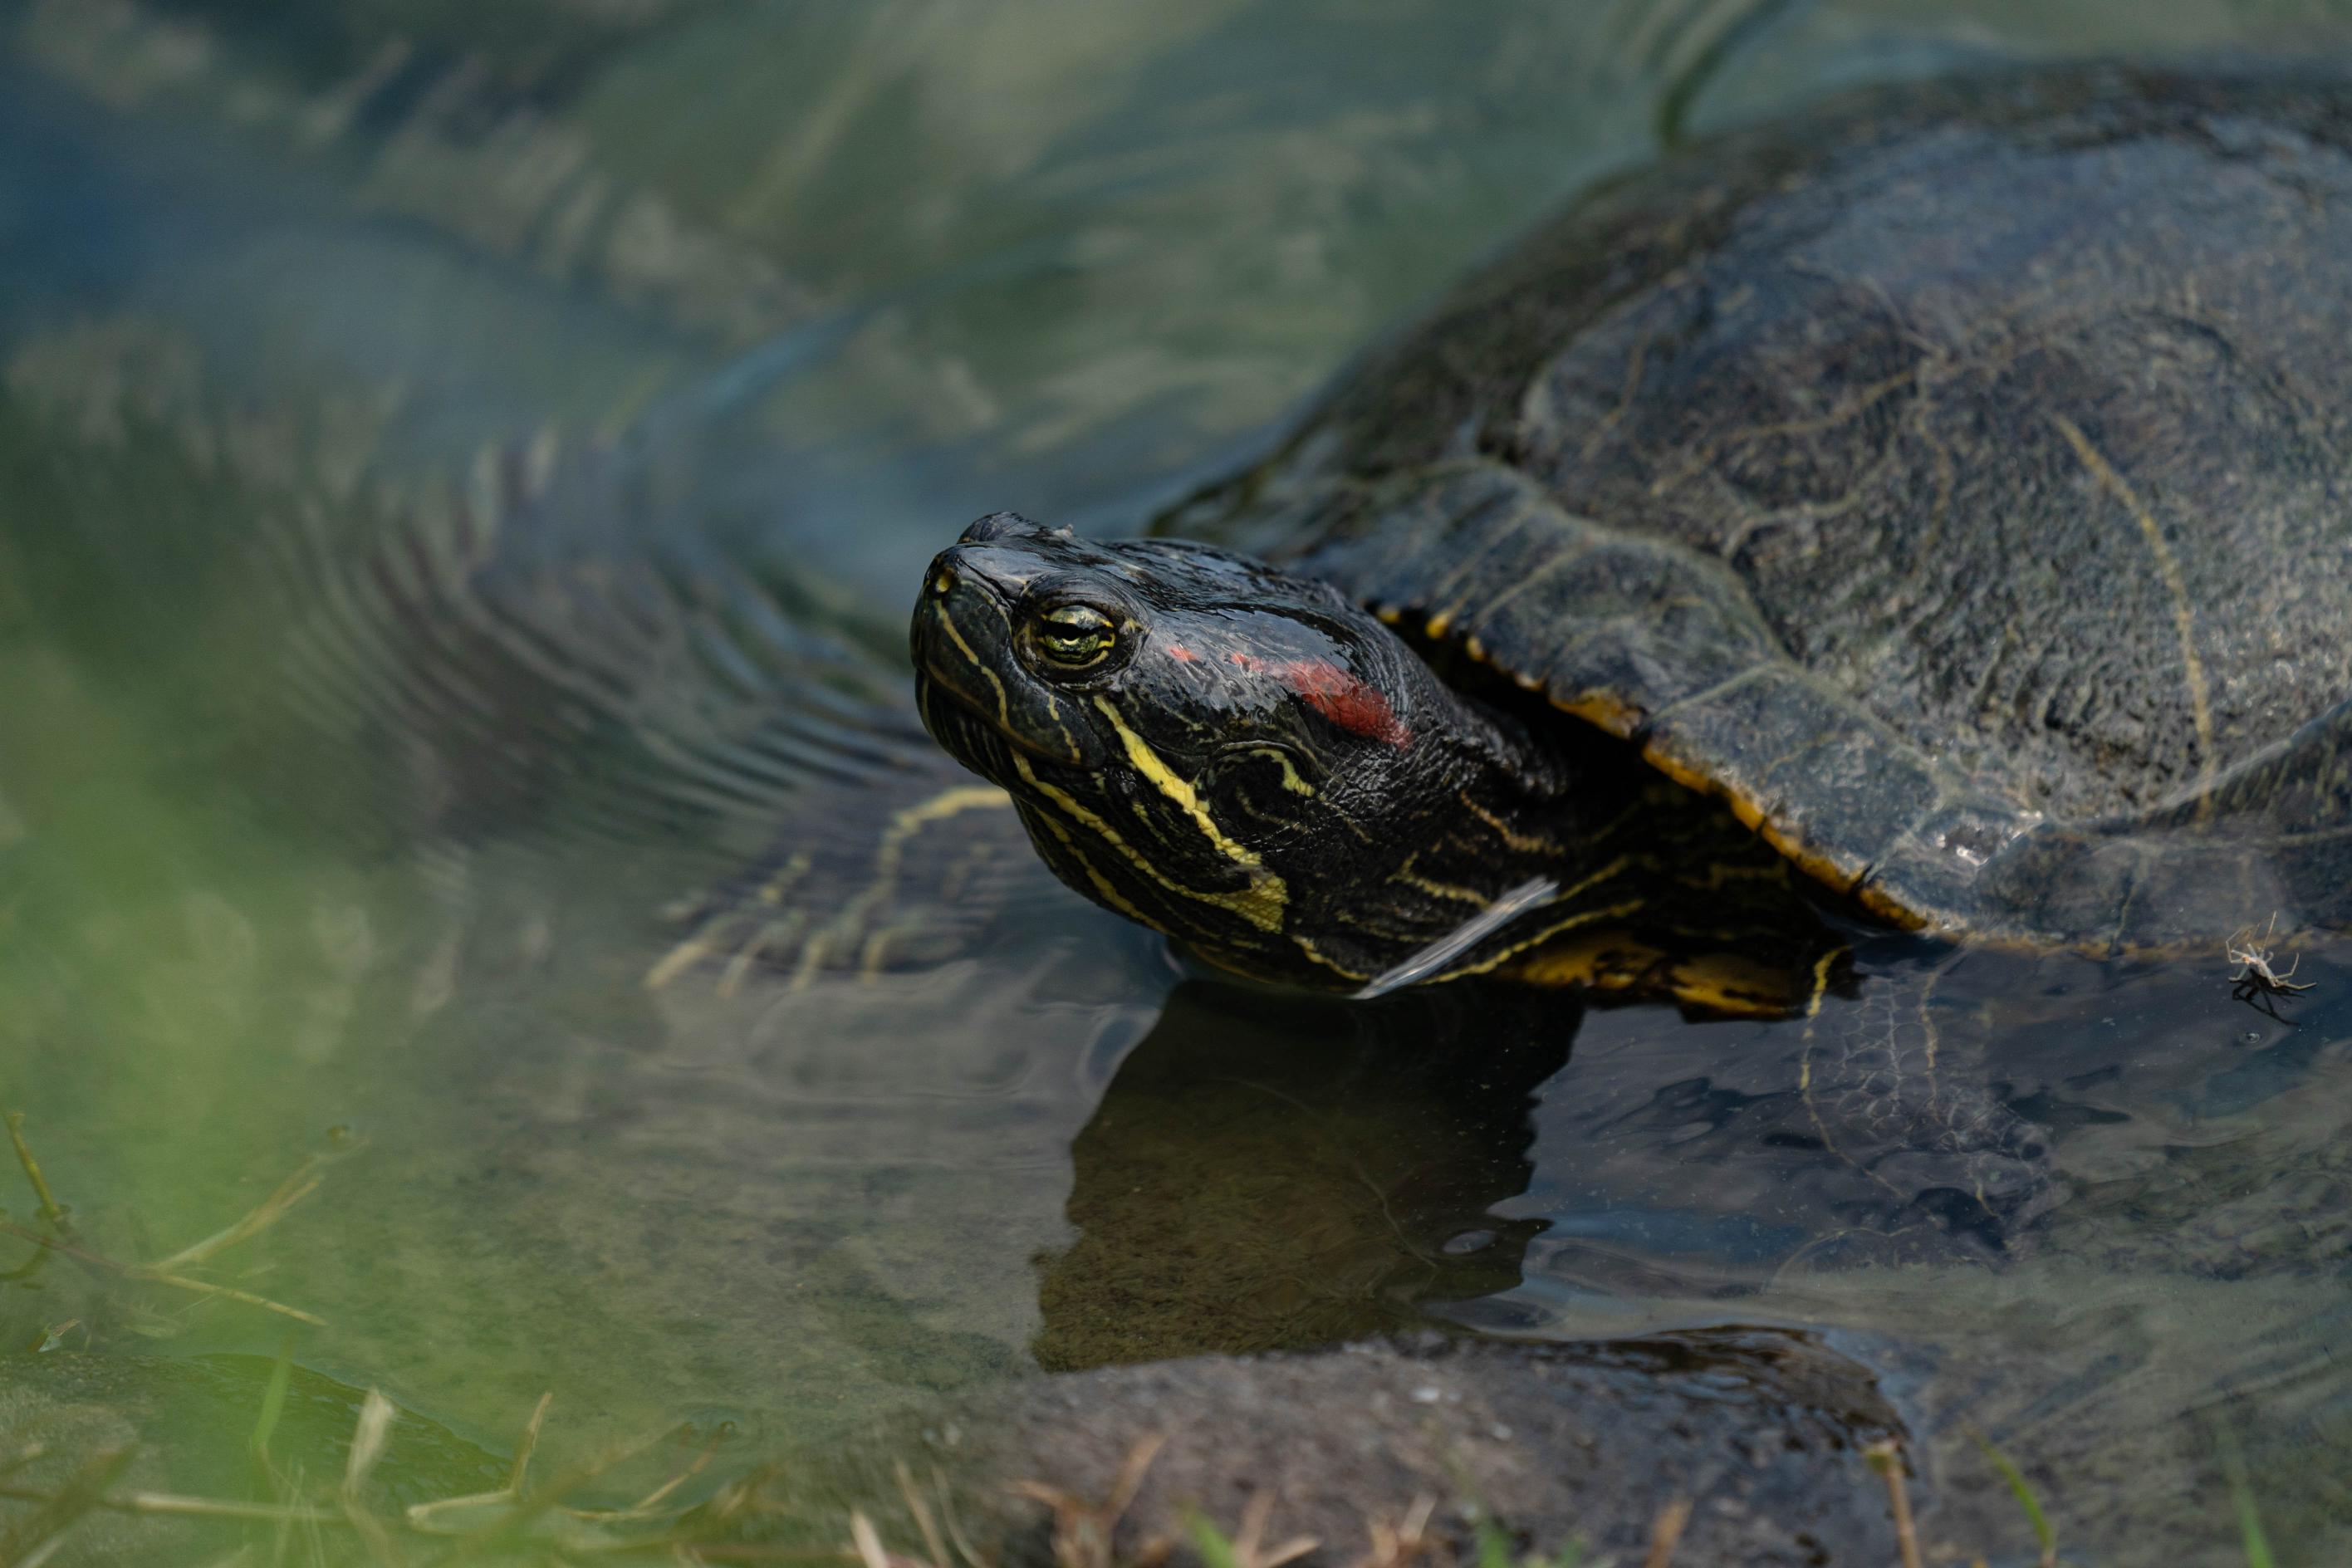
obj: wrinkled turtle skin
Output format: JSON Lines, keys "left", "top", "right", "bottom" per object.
{"left": 1153, "top": 62, "right": 2352, "bottom": 955}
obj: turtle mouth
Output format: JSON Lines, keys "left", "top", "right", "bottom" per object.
{"left": 910, "top": 581, "right": 1082, "bottom": 766}
{"left": 913, "top": 664, "right": 1080, "bottom": 768}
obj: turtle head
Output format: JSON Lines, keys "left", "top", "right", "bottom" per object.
{"left": 914, "top": 511, "right": 1423, "bottom": 775}
{"left": 912, "top": 512, "right": 1579, "bottom": 987}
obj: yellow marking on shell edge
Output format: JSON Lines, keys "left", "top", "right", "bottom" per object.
{"left": 1640, "top": 742, "right": 1719, "bottom": 800}
{"left": 933, "top": 600, "right": 1012, "bottom": 725}
{"left": 1755, "top": 818, "right": 1860, "bottom": 894}
{"left": 1644, "top": 734, "right": 1768, "bottom": 835}
{"left": 2052, "top": 414, "right": 2217, "bottom": 806}
{"left": 1015, "top": 752, "right": 1287, "bottom": 933}
{"left": 1642, "top": 734, "right": 1898, "bottom": 904}
{"left": 1854, "top": 880, "right": 1933, "bottom": 932}
{"left": 1556, "top": 691, "right": 1644, "bottom": 739}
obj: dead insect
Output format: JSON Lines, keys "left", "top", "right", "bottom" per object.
{"left": 2227, "top": 913, "right": 2316, "bottom": 1019}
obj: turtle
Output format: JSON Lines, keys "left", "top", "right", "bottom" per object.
{"left": 902, "top": 63, "right": 2352, "bottom": 1226}
{"left": 910, "top": 61, "right": 2352, "bottom": 983}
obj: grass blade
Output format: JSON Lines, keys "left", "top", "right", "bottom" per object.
{"left": 1184, "top": 1512, "right": 1242, "bottom": 1568}
{"left": 249, "top": 1330, "right": 298, "bottom": 1468}
{"left": 2212, "top": 1424, "right": 2276, "bottom": 1568}
{"left": 5, "top": 1110, "right": 70, "bottom": 1229}
{"left": 1967, "top": 1427, "right": 2056, "bottom": 1567}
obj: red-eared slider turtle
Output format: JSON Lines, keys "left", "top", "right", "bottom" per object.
{"left": 906, "top": 65, "right": 2352, "bottom": 1227}
{"left": 912, "top": 63, "right": 2352, "bottom": 990}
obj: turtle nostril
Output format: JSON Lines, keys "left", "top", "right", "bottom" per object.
{"left": 931, "top": 569, "right": 957, "bottom": 597}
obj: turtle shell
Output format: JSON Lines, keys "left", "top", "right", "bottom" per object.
{"left": 1171, "top": 65, "right": 2352, "bottom": 951}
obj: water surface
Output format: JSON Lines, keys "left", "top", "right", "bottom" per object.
{"left": 3, "top": 1, "right": 2351, "bottom": 1561}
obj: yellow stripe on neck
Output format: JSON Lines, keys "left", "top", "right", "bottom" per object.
{"left": 1013, "top": 750, "right": 1288, "bottom": 933}
{"left": 1090, "top": 696, "right": 1268, "bottom": 873}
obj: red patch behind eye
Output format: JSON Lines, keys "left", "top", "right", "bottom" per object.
{"left": 1272, "top": 658, "right": 1410, "bottom": 748}
{"left": 1165, "top": 644, "right": 1201, "bottom": 663}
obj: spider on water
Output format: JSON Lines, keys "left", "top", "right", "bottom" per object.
{"left": 2227, "top": 913, "right": 2316, "bottom": 1021}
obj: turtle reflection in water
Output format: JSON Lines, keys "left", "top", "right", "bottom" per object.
{"left": 894, "top": 65, "right": 2352, "bottom": 1243}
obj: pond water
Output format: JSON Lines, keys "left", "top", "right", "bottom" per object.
{"left": 2, "top": 2, "right": 2351, "bottom": 1562}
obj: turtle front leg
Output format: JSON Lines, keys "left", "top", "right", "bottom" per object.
{"left": 1795, "top": 956, "right": 2061, "bottom": 1248}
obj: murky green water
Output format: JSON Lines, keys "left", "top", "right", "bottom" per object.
{"left": 4, "top": 1, "right": 2352, "bottom": 1561}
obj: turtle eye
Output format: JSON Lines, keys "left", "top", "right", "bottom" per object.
{"left": 1030, "top": 604, "right": 1116, "bottom": 669}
